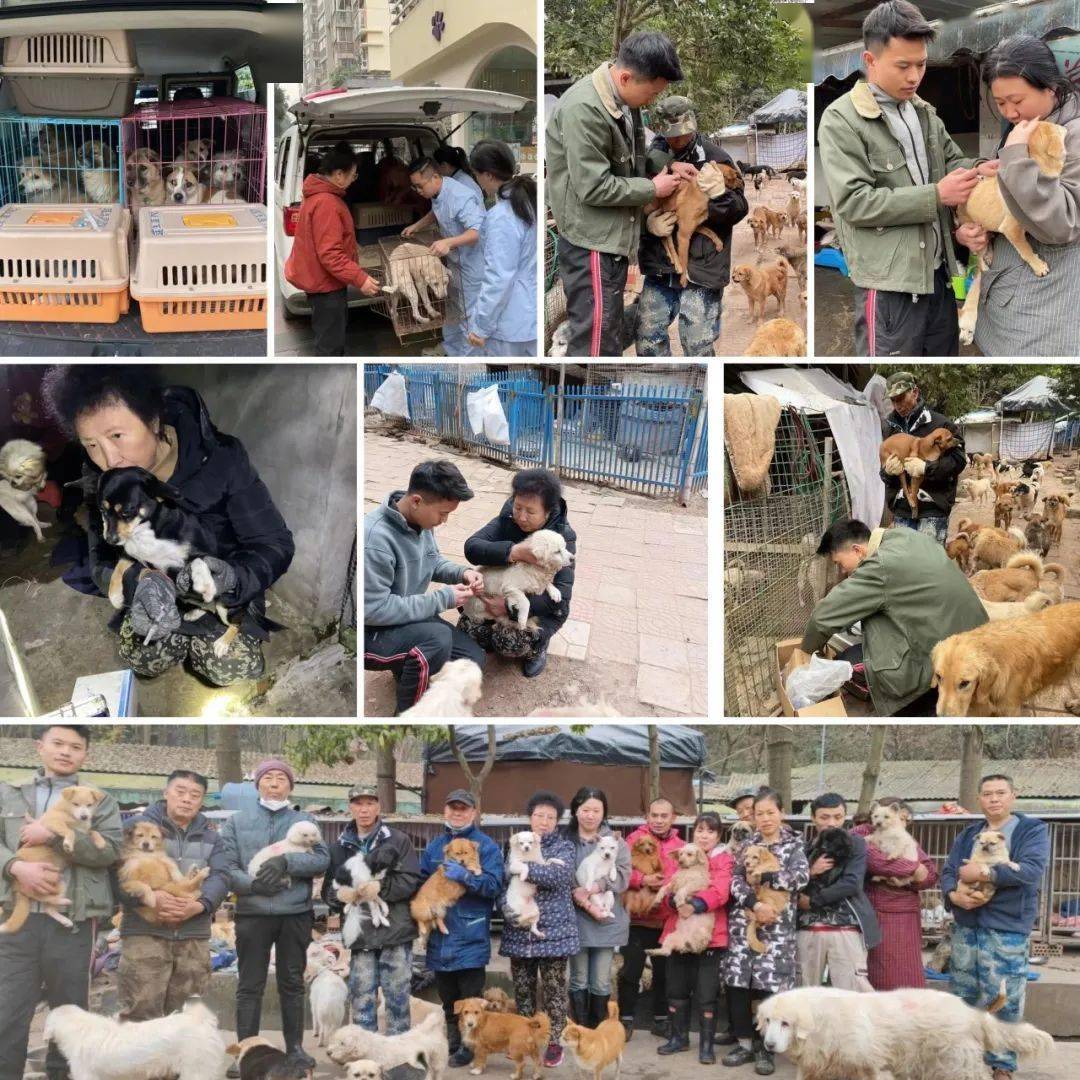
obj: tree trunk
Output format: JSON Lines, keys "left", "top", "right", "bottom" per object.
{"left": 648, "top": 725, "right": 661, "bottom": 805}
{"left": 375, "top": 741, "right": 397, "bottom": 812}
{"left": 959, "top": 726, "right": 985, "bottom": 811}
{"left": 857, "top": 726, "right": 888, "bottom": 816}
{"left": 215, "top": 726, "right": 243, "bottom": 787}
{"left": 449, "top": 726, "right": 498, "bottom": 816}
{"left": 767, "top": 726, "right": 794, "bottom": 811}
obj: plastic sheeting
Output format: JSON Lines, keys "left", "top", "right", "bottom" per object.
{"left": 998, "top": 375, "right": 1069, "bottom": 415}
{"left": 748, "top": 88, "right": 807, "bottom": 126}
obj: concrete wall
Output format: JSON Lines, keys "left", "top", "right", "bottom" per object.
{"left": 166, "top": 364, "right": 356, "bottom": 627}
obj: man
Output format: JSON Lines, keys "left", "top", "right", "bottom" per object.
{"left": 818, "top": 1, "right": 995, "bottom": 356}
{"left": 117, "top": 769, "right": 230, "bottom": 1020}
{"left": 796, "top": 793, "right": 879, "bottom": 991}
{"left": 547, "top": 30, "right": 690, "bottom": 356}
{"left": 942, "top": 775, "right": 1050, "bottom": 1080}
{"left": 728, "top": 788, "right": 758, "bottom": 824}
{"left": 364, "top": 459, "right": 487, "bottom": 714}
{"left": 879, "top": 370, "right": 967, "bottom": 543}
{"left": 0, "top": 725, "right": 122, "bottom": 1080}
{"left": 797, "top": 517, "right": 986, "bottom": 715}
{"left": 636, "top": 96, "right": 749, "bottom": 356}
{"left": 418, "top": 790, "right": 504, "bottom": 1067}
{"left": 324, "top": 785, "right": 421, "bottom": 1035}
{"left": 618, "top": 797, "right": 685, "bottom": 1039}
{"left": 219, "top": 759, "right": 329, "bottom": 1076}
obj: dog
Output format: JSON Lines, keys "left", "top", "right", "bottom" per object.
{"left": 879, "top": 428, "right": 958, "bottom": 520}
{"left": 748, "top": 214, "right": 769, "bottom": 248}
{"left": 971, "top": 452, "right": 995, "bottom": 475}
{"left": 461, "top": 529, "right": 574, "bottom": 631}
{"left": 46, "top": 1000, "right": 229, "bottom": 1079}
{"left": 732, "top": 260, "right": 790, "bottom": 322}
{"left": 794, "top": 210, "right": 807, "bottom": 244}
{"left": 945, "top": 532, "right": 972, "bottom": 574}
{"left": 1037, "top": 561, "right": 1067, "bottom": 605}
{"left": 785, "top": 193, "right": 801, "bottom": 226}
{"left": 867, "top": 803, "right": 919, "bottom": 884}
{"left": 37, "top": 125, "right": 79, "bottom": 174}
{"left": 654, "top": 161, "right": 736, "bottom": 286}
{"left": 755, "top": 985, "right": 1053, "bottom": 1080}
{"left": 165, "top": 163, "right": 207, "bottom": 204}
{"left": 399, "top": 658, "right": 483, "bottom": 718}
{"left": 79, "top": 140, "right": 119, "bottom": 203}
{"left": 957, "top": 120, "right": 1068, "bottom": 346}
{"left": 327, "top": 1010, "right": 448, "bottom": 1079}
{"left": 306, "top": 963, "right": 349, "bottom": 1048}
{"left": 337, "top": 849, "right": 391, "bottom": 947}
{"left": 454, "top": 998, "right": 550, "bottom": 1080}
{"left": 228, "top": 1035, "right": 313, "bottom": 1078}
{"left": 0, "top": 438, "right": 49, "bottom": 541}
{"left": 742, "top": 845, "right": 789, "bottom": 953}
{"left": 995, "top": 490, "right": 1018, "bottom": 530}
{"left": 560, "top": 1001, "right": 625, "bottom": 1080}
{"left": 505, "top": 830, "right": 559, "bottom": 937}
{"left": 483, "top": 987, "right": 517, "bottom": 1014}
{"left": 1043, "top": 492, "right": 1070, "bottom": 546}
{"left": 980, "top": 590, "right": 1054, "bottom": 621}
{"left": 752, "top": 205, "right": 787, "bottom": 238}
{"left": 738, "top": 161, "right": 775, "bottom": 179}
{"left": 970, "top": 525, "right": 1027, "bottom": 570}
{"left": 410, "top": 836, "right": 482, "bottom": 947}
{"left": 957, "top": 829, "right": 1022, "bottom": 906}
{"left": 970, "top": 551, "right": 1062, "bottom": 603}
{"left": 751, "top": 169, "right": 764, "bottom": 192}
{"left": 117, "top": 820, "right": 210, "bottom": 924}
{"left": 802, "top": 827, "right": 856, "bottom": 906}
{"left": 960, "top": 476, "right": 992, "bottom": 505}
{"left": 247, "top": 819, "right": 323, "bottom": 884}
{"left": 126, "top": 148, "right": 166, "bottom": 210}
{"left": 344, "top": 1063, "right": 384, "bottom": 1080}
{"left": 383, "top": 241, "right": 451, "bottom": 324}
{"left": 1013, "top": 479, "right": 1038, "bottom": 515}
{"left": 575, "top": 834, "right": 620, "bottom": 920}
{"left": 209, "top": 150, "right": 248, "bottom": 203}
{"left": 744, "top": 317, "right": 806, "bottom": 356}
{"left": 932, "top": 601, "right": 1080, "bottom": 715}
{"left": 0, "top": 785, "right": 107, "bottom": 934}
{"left": 17, "top": 156, "right": 86, "bottom": 202}
{"left": 775, "top": 241, "right": 807, "bottom": 286}
{"left": 646, "top": 845, "right": 714, "bottom": 956}
{"left": 726, "top": 820, "right": 754, "bottom": 856}
{"left": 624, "top": 835, "right": 664, "bottom": 917}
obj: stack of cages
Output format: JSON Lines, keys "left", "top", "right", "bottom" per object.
{"left": 121, "top": 97, "right": 267, "bottom": 331}
{"left": 0, "top": 30, "right": 136, "bottom": 323}
{"left": 377, "top": 230, "right": 463, "bottom": 341}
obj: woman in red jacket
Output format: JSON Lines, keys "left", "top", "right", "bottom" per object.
{"left": 656, "top": 812, "right": 734, "bottom": 1065}
{"left": 283, "top": 145, "right": 381, "bottom": 355}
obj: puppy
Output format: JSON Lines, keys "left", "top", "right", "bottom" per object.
{"left": 1025, "top": 514, "right": 1050, "bottom": 557}
{"left": 653, "top": 160, "right": 733, "bottom": 286}
{"left": 247, "top": 820, "right": 323, "bottom": 884}
{"left": 454, "top": 998, "right": 549, "bottom": 1080}
{"left": 624, "top": 835, "right": 663, "bottom": 917}
{"left": 995, "top": 490, "right": 1017, "bottom": 530}
{"left": 960, "top": 830, "right": 1020, "bottom": 903}
{"left": 306, "top": 964, "right": 349, "bottom": 1048}
{"left": 803, "top": 827, "right": 856, "bottom": 906}
{"left": 945, "top": 532, "right": 972, "bottom": 574}
{"left": 126, "top": 148, "right": 166, "bottom": 210}
{"left": 752, "top": 205, "right": 787, "bottom": 238}
{"left": 337, "top": 849, "right": 391, "bottom": 947}
{"left": 410, "top": 836, "right": 482, "bottom": 947}
{"left": 646, "top": 844, "right": 714, "bottom": 956}
{"left": 962, "top": 477, "right": 993, "bottom": 507}
{"left": 17, "top": 156, "right": 86, "bottom": 202}
{"left": 227, "top": 1035, "right": 312, "bottom": 1079}
{"left": 980, "top": 590, "right": 1053, "bottom": 621}
{"left": 0, "top": 786, "right": 107, "bottom": 934}
{"left": 345, "top": 1063, "right": 384, "bottom": 1080}
{"left": 1043, "top": 493, "right": 1069, "bottom": 546}
{"left": 505, "top": 830, "right": 563, "bottom": 937}
{"left": 970, "top": 551, "right": 1061, "bottom": 603}
{"left": 748, "top": 215, "right": 769, "bottom": 249}
{"left": 786, "top": 193, "right": 801, "bottom": 227}
{"left": 399, "top": 657, "right": 483, "bottom": 718}
{"left": 795, "top": 210, "right": 807, "bottom": 244}
{"left": 726, "top": 820, "right": 754, "bottom": 856}
{"left": 867, "top": 803, "right": 919, "bottom": 885}
{"left": 165, "top": 163, "right": 207, "bottom": 204}
{"left": 1013, "top": 479, "right": 1038, "bottom": 515}
{"left": 209, "top": 150, "right": 248, "bottom": 203}
{"left": 118, "top": 820, "right": 209, "bottom": 923}
{"left": 575, "top": 835, "right": 621, "bottom": 920}
{"left": 483, "top": 987, "right": 518, "bottom": 1013}
{"left": 0, "top": 438, "right": 49, "bottom": 542}
{"left": 970, "top": 525, "right": 1027, "bottom": 570}
{"left": 560, "top": 1001, "right": 626, "bottom": 1080}
{"left": 327, "top": 1010, "right": 448, "bottom": 1079}
{"left": 879, "top": 427, "right": 958, "bottom": 520}
{"left": 732, "top": 260, "right": 790, "bottom": 322}
{"left": 744, "top": 317, "right": 806, "bottom": 356}
{"left": 461, "top": 529, "right": 574, "bottom": 631}
{"left": 742, "top": 845, "right": 789, "bottom": 953}
{"left": 79, "top": 140, "right": 120, "bottom": 203}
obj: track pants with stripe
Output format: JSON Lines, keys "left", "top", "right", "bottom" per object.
{"left": 557, "top": 236, "right": 629, "bottom": 357}
{"left": 853, "top": 266, "right": 960, "bottom": 357}
{"left": 364, "top": 616, "right": 487, "bottom": 714}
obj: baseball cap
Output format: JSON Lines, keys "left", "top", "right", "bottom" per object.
{"left": 885, "top": 371, "right": 916, "bottom": 398}
{"left": 445, "top": 789, "right": 477, "bottom": 807}
{"left": 654, "top": 95, "right": 697, "bottom": 138}
{"left": 347, "top": 785, "right": 379, "bottom": 801}
{"left": 727, "top": 786, "right": 759, "bottom": 808}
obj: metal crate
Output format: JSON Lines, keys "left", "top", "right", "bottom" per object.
{"left": 376, "top": 232, "right": 462, "bottom": 340}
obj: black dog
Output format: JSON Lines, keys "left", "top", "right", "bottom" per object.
{"left": 737, "top": 160, "right": 775, "bottom": 179}
{"left": 803, "top": 827, "right": 857, "bottom": 903}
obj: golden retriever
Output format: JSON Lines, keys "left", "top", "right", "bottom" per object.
{"left": 399, "top": 657, "right": 483, "bottom": 718}
{"left": 409, "top": 836, "right": 482, "bottom": 946}
{"left": 732, "top": 260, "right": 790, "bottom": 321}
{"left": 744, "top": 317, "right": 806, "bottom": 356}
{"left": 646, "top": 845, "right": 714, "bottom": 956}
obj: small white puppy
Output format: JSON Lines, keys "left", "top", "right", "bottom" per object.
{"left": 505, "top": 830, "right": 563, "bottom": 938}
{"left": 0, "top": 439, "right": 49, "bottom": 541}
{"left": 345, "top": 1061, "right": 384, "bottom": 1080}
{"left": 575, "top": 834, "right": 620, "bottom": 918}
{"left": 327, "top": 1009, "right": 448, "bottom": 1080}
{"left": 399, "top": 658, "right": 483, "bottom": 718}
{"left": 339, "top": 851, "right": 391, "bottom": 947}
{"left": 247, "top": 819, "right": 323, "bottom": 882}
{"left": 307, "top": 965, "right": 349, "bottom": 1047}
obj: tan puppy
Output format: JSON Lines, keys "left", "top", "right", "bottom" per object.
{"left": 455, "top": 998, "right": 550, "bottom": 1080}
{"left": 970, "top": 526, "right": 1026, "bottom": 570}
{"left": 748, "top": 215, "right": 769, "bottom": 249}
{"left": 867, "top": 802, "right": 918, "bottom": 886}
{"left": 994, "top": 490, "right": 1017, "bottom": 530}
{"left": 118, "top": 820, "right": 210, "bottom": 924}
{"left": 410, "top": 837, "right": 482, "bottom": 947}
{"left": 654, "top": 161, "right": 733, "bottom": 286}
{"left": 742, "top": 845, "right": 789, "bottom": 954}
{"left": 483, "top": 987, "right": 518, "bottom": 1014}
{"left": 959, "top": 830, "right": 1020, "bottom": 902}
{"left": 624, "top": 835, "right": 663, "bottom": 918}
{"left": 1043, "top": 493, "right": 1069, "bottom": 546}
{"left": 879, "top": 428, "right": 957, "bottom": 519}
{"left": 126, "top": 148, "right": 166, "bottom": 211}
{"left": 757, "top": 206, "right": 787, "bottom": 238}
{"left": 945, "top": 532, "right": 972, "bottom": 573}
{"left": 79, "top": 140, "right": 119, "bottom": 203}
{"left": 732, "top": 260, "right": 789, "bottom": 322}
{"left": 744, "top": 317, "right": 806, "bottom": 356}
{"left": 961, "top": 476, "right": 993, "bottom": 505}
{"left": 646, "top": 844, "right": 714, "bottom": 956}
{"left": 970, "top": 551, "right": 1045, "bottom": 602}
{"left": 560, "top": 1001, "right": 626, "bottom": 1080}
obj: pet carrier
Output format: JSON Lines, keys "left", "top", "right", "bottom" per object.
{"left": 0, "top": 114, "right": 124, "bottom": 207}
{"left": 376, "top": 232, "right": 462, "bottom": 340}
{"left": 352, "top": 201, "right": 413, "bottom": 244}
{"left": 0, "top": 31, "right": 141, "bottom": 117}
{"left": 120, "top": 98, "right": 267, "bottom": 208}
{"left": 0, "top": 203, "right": 131, "bottom": 324}
{"left": 129, "top": 204, "right": 267, "bottom": 332}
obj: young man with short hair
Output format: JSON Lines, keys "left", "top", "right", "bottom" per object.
{"left": 0, "top": 725, "right": 123, "bottom": 1080}
{"left": 942, "top": 775, "right": 1050, "bottom": 1080}
{"left": 364, "top": 459, "right": 487, "bottom": 714}
{"left": 818, "top": 0, "right": 995, "bottom": 355}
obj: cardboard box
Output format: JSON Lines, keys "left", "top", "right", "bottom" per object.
{"left": 774, "top": 638, "right": 849, "bottom": 717}
{"left": 71, "top": 669, "right": 138, "bottom": 717}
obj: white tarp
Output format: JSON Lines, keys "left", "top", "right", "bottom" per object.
{"left": 1000, "top": 419, "right": 1055, "bottom": 462}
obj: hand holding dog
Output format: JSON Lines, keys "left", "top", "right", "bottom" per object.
{"left": 975, "top": 160, "right": 1001, "bottom": 178}
{"left": 19, "top": 817, "right": 55, "bottom": 846}
{"left": 130, "top": 572, "right": 181, "bottom": 642}
{"left": 809, "top": 855, "right": 835, "bottom": 877}
{"left": 462, "top": 569, "right": 485, "bottom": 593}
{"left": 937, "top": 167, "right": 980, "bottom": 207}
{"left": 355, "top": 880, "right": 382, "bottom": 902}
{"left": 753, "top": 901, "right": 779, "bottom": 925}
{"left": 443, "top": 860, "right": 471, "bottom": 885}
{"left": 430, "top": 238, "right": 453, "bottom": 258}
{"left": 1005, "top": 119, "right": 1039, "bottom": 148}
{"left": 646, "top": 209, "right": 677, "bottom": 237}
{"left": 176, "top": 556, "right": 237, "bottom": 600}
{"left": 643, "top": 872, "right": 664, "bottom": 888}
{"left": 670, "top": 161, "right": 699, "bottom": 181}
{"left": 883, "top": 453, "right": 905, "bottom": 476}
{"left": 507, "top": 859, "right": 527, "bottom": 878}
{"left": 509, "top": 541, "right": 543, "bottom": 566}
{"left": 10, "top": 860, "right": 63, "bottom": 900}
{"left": 949, "top": 887, "right": 988, "bottom": 910}
{"left": 450, "top": 583, "right": 477, "bottom": 607}
{"left": 360, "top": 276, "right": 382, "bottom": 298}
{"left": 958, "top": 861, "right": 989, "bottom": 885}
{"left": 955, "top": 222, "right": 990, "bottom": 253}
{"left": 653, "top": 171, "right": 683, "bottom": 199}
{"left": 913, "top": 863, "right": 930, "bottom": 883}
{"left": 904, "top": 456, "right": 927, "bottom": 478}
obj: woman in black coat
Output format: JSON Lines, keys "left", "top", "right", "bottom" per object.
{"left": 458, "top": 468, "right": 575, "bottom": 677}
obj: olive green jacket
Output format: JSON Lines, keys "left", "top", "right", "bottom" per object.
{"left": 818, "top": 80, "right": 977, "bottom": 294}
{"left": 800, "top": 527, "right": 987, "bottom": 715}
{"left": 0, "top": 771, "right": 123, "bottom": 924}
{"left": 546, "top": 62, "right": 656, "bottom": 258}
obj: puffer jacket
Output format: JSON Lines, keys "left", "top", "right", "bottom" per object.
{"left": 418, "top": 823, "right": 504, "bottom": 971}
{"left": 623, "top": 823, "right": 685, "bottom": 928}
{"left": 499, "top": 830, "right": 578, "bottom": 959}
{"left": 657, "top": 845, "right": 733, "bottom": 950}
{"left": 218, "top": 803, "right": 329, "bottom": 917}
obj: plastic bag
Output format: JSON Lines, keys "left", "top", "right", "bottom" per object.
{"left": 466, "top": 383, "right": 510, "bottom": 445}
{"left": 370, "top": 372, "right": 410, "bottom": 419}
{"left": 785, "top": 654, "right": 853, "bottom": 710}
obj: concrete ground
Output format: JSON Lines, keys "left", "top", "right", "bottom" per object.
{"left": 364, "top": 430, "right": 708, "bottom": 717}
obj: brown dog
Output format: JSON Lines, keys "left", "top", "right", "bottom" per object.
{"left": 624, "top": 835, "right": 663, "bottom": 917}
{"left": 1043, "top": 493, "right": 1069, "bottom": 546}
{"left": 754, "top": 205, "right": 787, "bottom": 238}
{"left": 732, "top": 260, "right": 790, "bottom": 322}
{"left": 945, "top": 532, "right": 972, "bottom": 574}
{"left": 483, "top": 987, "right": 518, "bottom": 1014}
{"left": 118, "top": 821, "right": 210, "bottom": 925}
{"left": 970, "top": 551, "right": 1046, "bottom": 603}
{"left": 748, "top": 215, "right": 769, "bottom": 249}
{"left": 879, "top": 428, "right": 958, "bottom": 519}
{"left": 410, "top": 837, "right": 482, "bottom": 946}
{"left": 655, "top": 161, "right": 737, "bottom": 286}
{"left": 744, "top": 317, "right": 806, "bottom": 356}
{"left": 994, "top": 490, "right": 1017, "bottom": 530}
{"left": 455, "top": 997, "right": 550, "bottom": 1080}
{"left": 646, "top": 845, "right": 715, "bottom": 956}
{"left": 559, "top": 1001, "right": 626, "bottom": 1080}
{"left": 970, "top": 525, "right": 1026, "bottom": 570}
{"left": 742, "top": 845, "right": 789, "bottom": 954}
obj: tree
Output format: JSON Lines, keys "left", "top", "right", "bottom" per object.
{"left": 648, "top": 725, "right": 661, "bottom": 804}
{"left": 766, "top": 725, "right": 794, "bottom": 810}
{"left": 959, "top": 726, "right": 985, "bottom": 811}
{"left": 215, "top": 726, "right": 243, "bottom": 787}
{"left": 448, "top": 726, "right": 497, "bottom": 814}
{"left": 857, "top": 726, "right": 888, "bottom": 816}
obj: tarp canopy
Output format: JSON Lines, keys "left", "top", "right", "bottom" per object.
{"left": 998, "top": 375, "right": 1070, "bottom": 415}
{"left": 748, "top": 88, "right": 806, "bottom": 125}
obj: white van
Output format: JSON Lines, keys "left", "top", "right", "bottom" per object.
{"left": 275, "top": 83, "right": 526, "bottom": 320}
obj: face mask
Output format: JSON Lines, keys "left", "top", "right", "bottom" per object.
{"left": 260, "top": 798, "right": 290, "bottom": 812}
{"left": 447, "top": 822, "right": 472, "bottom": 836}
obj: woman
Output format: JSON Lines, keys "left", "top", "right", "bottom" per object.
{"left": 565, "top": 787, "right": 630, "bottom": 1030}
{"left": 42, "top": 365, "right": 294, "bottom": 687}
{"left": 465, "top": 139, "right": 538, "bottom": 357}
{"left": 956, "top": 35, "right": 1080, "bottom": 355}
{"left": 854, "top": 797, "right": 937, "bottom": 990}
{"left": 458, "top": 468, "right": 575, "bottom": 678}
{"left": 500, "top": 791, "right": 578, "bottom": 1068}
{"left": 434, "top": 144, "right": 485, "bottom": 202}
{"left": 723, "top": 789, "right": 809, "bottom": 1076}
{"left": 656, "top": 813, "right": 734, "bottom": 1065}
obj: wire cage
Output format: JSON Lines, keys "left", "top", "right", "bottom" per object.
{"left": 0, "top": 113, "right": 124, "bottom": 206}
{"left": 120, "top": 98, "right": 267, "bottom": 209}
{"left": 376, "top": 232, "right": 463, "bottom": 340}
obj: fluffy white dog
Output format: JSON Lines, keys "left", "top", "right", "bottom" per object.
{"left": 345, "top": 1061, "right": 384, "bottom": 1080}
{"left": 43, "top": 1000, "right": 228, "bottom": 1079}
{"left": 327, "top": 1009, "right": 448, "bottom": 1080}
{"left": 575, "top": 834, "right": 620, "bottom": 918}
{"left": 505, "top": 830, "right": 563, "bottom": 937}
{"left": 756, "top": 986, "right": 1053, "bottom": 1080}
{"left": 246, "top": 819, "right": 323, "bottom": 882}
{"left": 399, "top": 658, "right": 483, "bottom": 718}
{"left": 1, "top": 438, "right": 49, "bottom": 541}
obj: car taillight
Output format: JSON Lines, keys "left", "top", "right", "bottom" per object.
{"left": 284, "top": 204, "right": 301, "bottom": 237}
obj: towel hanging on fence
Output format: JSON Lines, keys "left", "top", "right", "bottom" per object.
{"left": 370, "top": 371, "right": 410, "bottom": 419}
{"left": 723, "top": 393, "right": 781, "bottom": 495}
{"left": 466, "top": 384, "right": 510, "bottom": 445}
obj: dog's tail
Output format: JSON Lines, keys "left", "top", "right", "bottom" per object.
{"left": 605, "top": 1001, "right": 619, "bottom": 1022}
{"left": 1022, "top": 592, "right": 1053, "bottom": 612}
{"left": 0, "top": 892, "right": 30, "bottom": 935}
{"left": 530, "top": 1011, "right": 552, "bottom": 1041}
{"left": 1007, "top": 526, "right": 1027, "bottom": 545}
{"left": 181, "top": 999, "right": 219, "bottom": 1027}
{"left": 1040, "top": 562, "right": 1066, "bottom": 584}
{"left": 1004, "top": 551, "right": 1043, "bottom": 576}
{"left": 979, "top": 1010, "right": 1053, "bottom": 1059}
{"left": 744, "top": 912, "right": 767, "bottom": 954}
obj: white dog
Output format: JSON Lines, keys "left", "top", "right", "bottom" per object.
{"left": 399, "top": 658, "right": 483, "bottom": 718}
{"left": 79, "top": 141, "right": 119, "bottom": 203}
{"left": 461, "top": 529, "right": 574, "bottom": 631}
{"left": 960, "top": 476, "right": 992, "bottom": 505}
{"left": 505, "top": 830, "right": 563, "bottom": 938}
{"left": 165, "top": 163, "right": 207, "bottom": 204}
{"left": 575, "top": 835, "right": 620, "bottom": 918}
{"left": 345, "top": 1061, "right": 384, "bottom": 1080}
{"left": 208, "top": 150, "right": 247, "bottom": 203}
{"left": 327, "top": 1009, "right": 448, "bottom": 1080}
{"left": 867, "top": 802, "right": 918, "bottom": 885}
{"left": 247, "top": 819, "right": 323, "bottom": 883}
{"left": 308, "top": 965, "right": 349, "bottom": 1047}
{"left": 43, "top": 1000, "right": 228, "bottom": 1079}
{"left": 756, "top": 986, "right": 1053, "bottom": 1080}
{"left": 338, "top": 851, "right": 391, "bottom": 947}
{"left": 0, "top": 438, "right": 49, "bottom": 541}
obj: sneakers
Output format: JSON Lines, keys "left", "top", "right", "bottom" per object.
{"left": 543, "top": 1041, "right": 564, "bottom": 1068}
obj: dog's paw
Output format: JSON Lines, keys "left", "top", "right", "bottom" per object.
{"left": 189, "top": 558, "right": 217, "bottom": 603}
{"left": 212, "top": 635, "right": 233, "bottom": 659}
{"left": 958, "top": 326, "right": 975, "bottom": 347}
{"left": 1032, "top": 258, "right": 1050, "bottom": 277}
{"left": 548, "top": 586, "right": 562, "bottom": 604}
{"left": 62, "top": 835, "right": 75, "bottom": 854}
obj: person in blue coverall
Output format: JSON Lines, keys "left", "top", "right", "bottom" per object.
{"left": 403, "top": 157, "right": 485, "bottom": 356}
{"left": 941, "top": 773, "right": 1051, "bottom": 1080}
{"left": 418, "top": 789, "right": 505, "bottom": 1067}
{"left": 466, "top": 139, "right": 538, "bottom": 357}
{"left": 434, "top": 144, "right": 486, "bottom": 202}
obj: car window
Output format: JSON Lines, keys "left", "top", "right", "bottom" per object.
{"left": 277, "top": 133, "right": 291, "bottom": 189}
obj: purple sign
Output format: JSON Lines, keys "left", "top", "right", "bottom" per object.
{"left": 432, "top": 11, "right": 445, "bottom": 42}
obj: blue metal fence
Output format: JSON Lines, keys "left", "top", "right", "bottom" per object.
{"left": 365, "top": 366, "right": 708, "bottom": 498}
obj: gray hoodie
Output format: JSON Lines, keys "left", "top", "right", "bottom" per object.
{"left": 364, "top": 490, "right": 469, "bottom": 627}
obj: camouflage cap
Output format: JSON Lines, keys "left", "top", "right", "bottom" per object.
{"left": 347, "top": 784, "right": 379, "bottom": 801}
{"left": 654, "top": 95, "right": 697, "bottom": 137}
{"left": 885, "top": 371, "right": 917, "bottom": 397}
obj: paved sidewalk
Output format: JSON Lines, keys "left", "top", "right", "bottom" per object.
{"left": 363, "top": 431, "right": 708, "bottom": 716}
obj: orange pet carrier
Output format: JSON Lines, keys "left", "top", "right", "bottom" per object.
{"left": 0, "top": 204, "right": 131, "bottom": 324}
{"left": 130, "top": 204, "right": 267, "bottom": 332}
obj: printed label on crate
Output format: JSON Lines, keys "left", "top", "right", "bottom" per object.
{"left": 27, "top": 212, "right": 82, "bottom": 226}
{"left": 181, "top": 213, "right": 237, "bottom": 229}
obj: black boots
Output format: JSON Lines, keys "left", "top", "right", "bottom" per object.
{"left": 753, "top": 1039, "right": 775, "bottom": 1075}
{"left": 523, "top": 643, "right": 549, "bottom": 678}
{"left": 656, "top": 999, "right": 690, "bottom": 1055}
{"left": 448, "top": 1020, "right": 474, "bottom": 1067}
{"left": 698, "top": 1011, "right": 717, "bottom": 1064}
{"left": 588, "top": 993, "right": 611, "bottom": 1029}
{"left": 569, "top": 989, "right": 591, "bottom": 1026}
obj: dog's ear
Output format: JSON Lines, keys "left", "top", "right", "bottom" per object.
{"left": 977, "top": 651, "right": 1010, "bottom": 709}
{"left": 453, "top": 999, "right": 467, "bottom": 1015}
{"left": 91, "top": 788, "right": 106, "bottom": 805}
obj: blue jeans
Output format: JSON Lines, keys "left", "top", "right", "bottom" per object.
{"left": 349, "top": 943, "right": 412, "bottom": 1034}
{"left": 568, "top": 947, "right": 615, "bottom": 994}
{"left": 894, "top": 513, "right": 949, "bottom": 544}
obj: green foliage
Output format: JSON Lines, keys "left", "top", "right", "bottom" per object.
{"left": 287, "top": 725, "right": 447, "bottom": 771}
